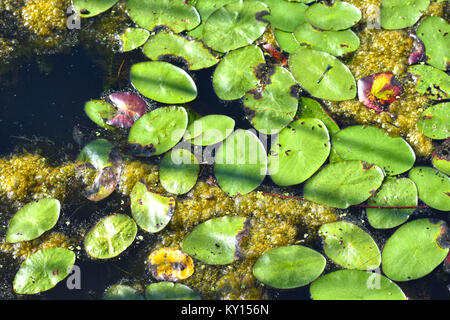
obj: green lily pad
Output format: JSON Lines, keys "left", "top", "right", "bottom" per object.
{"left": 126, "top": 0, "right": 200, "bottom": 33}
{"left": 382, "top": 218, "right": 449, "bottom": 281}
{"left": 303, "top": 160, "right": 385, "bottom": 209}
{"left": 268, "top": 118, "right": 330, "bottom": 186}
{"left": 6, "top": 198, "right": 60, "bottom": 243}
{"left": 76, "top": 139, "right": 114, "bottom": 171}
{"left": 418, "top": 102, "right": 450, "bottom": 140}
{"left": 289, "top": 48, "right": 357, "bottom": 101}
{"left": 184, "top": 115, "right": 235, "bottom": 146}
{"left": 409, "top": 65, "right": 450, "bottom": 101}
{"left": 13, "top": 248, "right": 76, "bottom": 295}
{"left": 159, "top": 149, "right": 200, "bottom": 195}
{"left": 260, "top": 0, "right": 307, "bottom": 32}
{"left": 243, "top": 66, "right": 299, "bottom": 133}
{"left": 119, "top": 28, "right": 150, "bottom": 52}
{"left": 366, "top": 177, "right": 418, "bottom": 229}
{"left": 130, "top": 181, "right": 176, "bottom": 232}
{"left": 214, "top": 129, "right": 268, "bottom": 196}
{"left": 332, "top": 125, "right": 416, "bottom": 175}
{"left": 416, "top": 16, "right": 449, "bottom": 70}
{"left": 432, "top": 139, "right": 450, "bottom": 175}
{"left": 104, "top": 285, "right": 144, "bottom": 300}
{"left": 128, "top": 106, "right": 188, "bottom": 157}
{"left": 212, "top": 45, "right": 265, "bottom": 101}
{"left": 319, "top": 221, "right": 381, "bottom": 270}
{"left": 202, "top": 1, "right": 270, "bottom": 53}
{"left": 252, "top": 245, "right": 326, "bottom": 289}
{"left": 142, "top": 30, "right": 219, "bottom": 70}
{"left": 145, "top": 282, "right": 200, "bottom": 300}
{"left": 130, "top": 61, "right": 197, "bottom": 104}
{"left": 84, "top": 100, "right": 116, "bottom": 129}
{"left": 380, "top": 0, "right": 430, "bottom": 30}
{"left": 293, "top": 23, "right": 360, "bottom": 57}
{"left": 84, "top": 214, "right": 137, "bottom": 259}
{"left": 408, "top": 167, "right": 450, "bottom": 211}
{"left": 296, "top": 97, "right": 340, "bottom": 135}
{"left": 72, "top": 0, "right": 119, "bottom": 18}
{"left": 310, "top": 270, "right": 407, "bottom": 300}
{"left": 273, "top": 29, "right": 300, "bottom": 53}
{"left": 183, "top": 216, "right": 248, "bottom": 265}
{"left": 305, "top": 1, "right": 362, "bottom": 31}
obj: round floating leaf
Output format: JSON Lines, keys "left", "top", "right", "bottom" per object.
{"left": 418, "top": 102, "right": 450, "bottom": 140}
{"left": 382, "top": 218, "right": 449, "bottom": 281}
{"left": 104, "top": 285, "right": 144, "bottom": 300}
{"left": 409, "top": 167, "right": 450, "bottom": 211}
{"left": 243, "top": 66, "right": 299, "bottom": 133}
{"left": 130, "top": 181, "right": 175, "bottom": 232}
{"left": 357, "top": 73, "right": 402, "bottom": 112}
{"left": 408, "top": 65, "right": 450, "bottom": 101}
{"left": 310, "top": 270, "right": 407, "bottom": 300}
{"left": 320, "top": 221, "right": 381, "bottom": 270}
{"left": 84, "top": 100, "right": 116, "bottom": 129}
{"left": 6, "top": 199, "right": 60, "bottom": 243}
{"left": 106, "top": 92, "right": 148, "bottom": 129}
{"left": 432, "top": 139, "right": 450, "bottom": 175}
{"left": 126, "top": 0, "right": 200, "bottom": 33}
{"left": 380, "top": 0, "right": 430, "bottom": 30}
{"left": 145, "top": 282, "right": 200, "bottom": 300}
{"left": 148, "top": 248, "right": 195, "bottom": 281}
{"left": 273, "top": 29, "right": 300, "bottom": 53}
{"left": 119, "top": 28, "right": 150, "bottom": 52}
{"left": 366, "top": 177, "right": 418, "bottom": 229}
{"left": 214, "top": 129, "right": 268, "bottom": 196}
{"left": 183, "top": 216, "right": 248, "bottom": 265}
{"left": 293, "top": 23, "right": 360, "bottom": 57}
{"left": 416, "top": 16, "right": 449, "bottom": 70}
{"left": 296, "top": 97, "right": 340, "bottom": 135}
{"left": 76, "top": 139, "right": 114, "bottom": 171}
{"left": 305, "top": 1, "right": 362, "bottom": 31}
{"left": 212, "top": 45, "right": 265, "bottom": 101}
{"left": 303, "top": 160, "right": 385, "bottom": 209}
{"left": 289, "top": 48, "right": 356, "bottom": 101}
{"left": 13, "top": 248, "right": 75, "bottom": 295}
{"left": 142, "top": 30, "right": 219, "bottom": 70}
{"left": 128, "top": 106, "right": 188, "bottom": 157}
{"left": 72, "top": 0, "right": 119, "bottom": 18}
{"left": 253, "top": 245, "right": 326, "bottom": 289}
{"left": 332, "top": 125, "right": 416, "bottom": 175}
{"left": 202, "top": 1, "right": 270, "bottom": 52}
{"left": 159, "top": 149, "right": 199, "bottom": 195}
{"left": 260, "top": 0, "right": 307, "bottom": 32}
{"left": 84, "top": 214, "right": 137, "bottom": 259}
{"left": 130, "top": 61, "right": 197, "bottom": 104}
{"left": 268, "top": 118, "right": 330, "bottom": 186}
{"left": 184, "top": 115, "right": 235, "bottom": 146}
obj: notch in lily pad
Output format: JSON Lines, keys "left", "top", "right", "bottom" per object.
{"left": 159, "top": 149, "right": 199, "bottom": 195}
{"left": 145, "top": 282, "right": 200, "bottom": 300}
{"left": 148, "top": 248, "right": 195, "bottom": 281}
{"left": 357, "top": 73, "right": 402, "bottom": 113}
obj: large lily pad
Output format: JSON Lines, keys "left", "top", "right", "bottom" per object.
{"left": 260, "top": 0, "right": 308, "bottom": 32}
{"left": 159, "top": 149, "right": 199, "bottom": 195}
{"left": 409, "top": 65, "right": 450, "bottom": 101}
{"left": 303, "top": 160, "right": 385, "bottom": 209}
{"left": 332, "top": 125, "right": 416, "bottom": 175}
{"left": 296, "top": 97, "right": 340, "bottom": 135}
{"left": 417, "top": 102, "right": 449, "bottom": 140}
{"left": 252, "top": 245, "right": 326, "bottom": 289}
{"left": 104, "top": 285, "right": 144, "bottom": 300}
{"left": 268, "top": 118, "right": 330, "bottom": 186}
{"left": 184, "top": 115, "right": 235, "bottom": 146}
{"left": 145, "top": 282, "right": 200, "bottom": 300}
{"left": 380, "top": 0, "right": 430, "bottom": 30}
{"left": 148, "top": 248, "right": 195, "bottom": 281}
{"left": 305, "top": 1, "right": 362, "bottom": 31}
{"left": 408, "top": 167, "right": 450, "bottom": 211}
{"left": 382, "top": 218, "right": 449, "bottom": 281}
{"left": 289, "top": 48, "right": 357, "bottom": 101}
{"left": 72, "top": 0, "right": 119, "bottom": 18}
{"left": 416, "top": 16, "right": 449, "bottom": 70}
{"left": 119, "top": 28, "right": 150, "bottom": 53}
{"left": 182, "top": 216, "right": 248, "bottom": 265}
{"left": 13, "top": 248, "right": 75, "bottom": 295}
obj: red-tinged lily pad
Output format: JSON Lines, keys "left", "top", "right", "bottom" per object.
{"left": 148, "top": 248, "right": 195, "bottom": 281}
{"left": 357, "top": 73, "right": 402, "bottom": 112}
{"left": 105, "top": 92, "right": 148, "bottom": 129}
{"left": 408, "top": 33, "right": 425, "bottom": 65}
{"left": 432, "top": 139, "right": 450, "bottom": 175}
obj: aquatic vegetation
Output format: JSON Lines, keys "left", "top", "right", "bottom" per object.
{"left": 305, "top": 1, "right": 362, "bottom": 31}
{"left": 72, "top": 0, "right": 120, "bottom": 18}
{"left": 296, "top": 97, "right": 340, "bottom": 135}
{"left": 106, "top": 92, "right": 148, "bottom": 128}
{"left": 417, "top": 102, "right": 449, "bottom": 140}
{"left": 273, "top": 29, "right": 301, "bottom": 53}
{"left": 183, "top": 115, "right": 235, "bottom": 146}
{"left": 432, "top": 139, "right": 450, "bottom": 175}
{"left": 260, "top": 0, "right": 307, "bottom": 32}
{"left": 84, "top": 100, "right": 117, "bottom": 130}
{"left": 416, "top": 16, "right": 449, "bottom": 71}
{"left": 380, "top": 0, "right": 430, "bottom": 30}
{"left": 104, "top": 284, "right": 144, "bottom": 300}
{"left": 357, "top": 73, "right": 402, "bottom": 112}
{"left": 409, "top": 65, "right": 450, "bottom": 101}
{"left": 408, "top": 167, "right": 450, "bottom": 211}
{"left": 147, "top": 248, "right": 195, "bottom": 281}
{"left": 159, "top": 149, "right": 199, "bottom": 195}
{"left": 145, "top": 282, "right": 200, "bottom": 300}
{"left": 118, "top": 28, "right": 150, "bottom": 52}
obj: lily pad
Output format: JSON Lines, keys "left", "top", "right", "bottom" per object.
{"left": 319, "top": 221, "right": 381, "bottom": 270}
{"left": 145, "top": 282, "right": 200, "bottom": 300}
{"left": 212, "top": 45, "right": 265, "bottom": 101}
{"left": 184, "top": 115, "right": 235, "bottom": 146}
{"left": 214, "top": 129, "right": 268, "bottom": 196}
{"left": 6, "top": 198, "right": 60, "bottom": 243}
{"left": 310, "top": 270, "right": 407, "bottom": 300}
{"left": 159, "top": 149, "right": 200, "bottom": 195}
{"left": 104, "top": 285, "right": 144, "bottom": 300}
{"left": 418, "top": 102, "right": 450, "bottom": 140}
{"left": 408, "top": 167, "right": 450, "bottom": 211}
{"left": 305, "top": 1, "right": 362, "bottom": 31}
{"left": 148, "top": 248, "right": 195, "bottom": 281}
{"left": 296, "top": 97, "right": 340, "bottom": 135}
{"left": 13, "top": 248, "right": 75, "bottom": 295}
{"left": 273, "top": 29, "right": 300, "bottom": 53}
{"left": 260, "top": 0, "right": 308, "bottom": 32}
{"left": 357, "top": 73, "right": 402, "bottom": 112}
{"left": 293, "top": 23, "right": 360, "bottom": 57}
{"left": 268, "top": 118, "right": 330, "bottom": 186}
{"left": 72, "top": 0, "right": 119, "bottom": 18}
{"left": 409, "top": 65, "right": 450, "bottom": 100}
{"left": 130, "top": 61, "right": 197, "bottom": 104}
{"left": 84, "top": 214, "right": 137, "bottom": 259}
{"left": 130, "top": 181, "right": 175, "bottom": 232}
{"left": 84, "top": 100, "right": 116, "bottom": 130}
{"left": 289, "top": 48, "right": 357, "bottom": 101}
{"left": 119, "top": 28, "right": 150, "bottom": 52}
{"left": 128, "top": 106, "right": 188, "bottom": 157}
{"left": 303, "top": 160, "right": 385, "bottom": 209}
{"left": 182, "top": 216, "right": 248, "bottom": 265}
{"left": 202, "top": 1, "right": 270, "bottom": 53}
{"left": 106, "top": 92, "right": 148, "bottom": 129}
{"left": 382, "top": 218, "right": 449, "bottom": 281}
{"left": 432, "top": 139, "right": 450, "bottom": 175}
{"left": 366, "top": 177, "right": 418, "bottom": 229}
{"left": 252, "top": 245, "right": 326, "bottom": 289}
{"left": 126, "top": 0, "right": 200, "bottom": 33}
{"left": 417, "top": 16, "right": 449, "bottom": 70}
{"left": 380, "top": 0, "right": 430, "bottom": 30}
{"left": 332, "top": 125, "right": 416, "bottom": 175}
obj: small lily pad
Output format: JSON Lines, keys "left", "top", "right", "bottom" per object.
{"left": 380, "top": 0, "right": 430, "bottom": 30}
{"left": 72, "top": 0, "right": 119, "bottom": 18}
{"left": 184, "top": 115, "right": 235, "bottom": 146}
{"left": 104, "top": 285, "right": 144, "bottom": 300}
{"left": 408, "top": 167, "right": 450, "bottom": 211}
{"left": 417, "top": 102, "right": 450, "bottom": 140}
{"left": 260, "top": 0, "right": 308, "bottom": 32}
{"left": 13, "top": 248, "right": 76, "bottom": 295}
{"left": 273, "top": 29, "right": 300, "bottom": 53}
{"left": 409, "top": 65, "right": 450, "bottom": 100}
{"left": 382, "top": 218, "right": 449, "bottom": 281}
{"left": 106, "top": 92, "right": 148, "bottom": 129}
{"left": 84, "top": 214, "right": 137, "bottom": 259}
{"left": 145, "top": 282, "right": 200, "bottom": 300}
{"left": 148, "top": 248, "right": 195, "bottom": 281}
{"left": 296, "top": 97, "right": 340, "bottom": 135}
{"left": 417, "top": 16, "right": 449, "bottom": 70}
{"left": 357, "top": 73, "right": 402, "bottom": 113}
{"left": 252, "top": 245, "right": 326, "bottom": 289}
{"left": 305, "top": 1, "right": 362, "bottom": 31}
{"left": 183, "top": 216, "right": 248, "bottom": 265}
{"left": 84, "top": 100, "right": 116, "bottom": 130}
{"left": 119, "top": 28, "right": 150, "bottom": 52}
{"left": 432, "top": 139, "right": 450, "bottom": 175}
